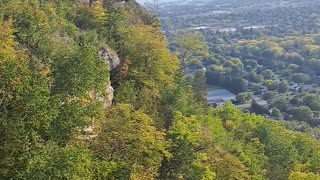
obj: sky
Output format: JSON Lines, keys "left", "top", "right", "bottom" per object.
{"left": 136, "top": 0, "right": 175, "bottom": 5}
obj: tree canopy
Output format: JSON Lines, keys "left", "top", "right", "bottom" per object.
{"left": 1, "top": 1, "right": 320, "bottom": 179}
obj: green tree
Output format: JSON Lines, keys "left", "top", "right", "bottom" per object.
{"left": 256, "top": 125, "right": 298, "bottom": 180}
{"left": 19, "top": 143, "right": 110, "bottom": 179}
{"left": 262, "top": 69, "right": 274, "bottom": 80}
{"left": 289, "top": 172, "right": 320, "bottom": 180}
{"left": 303, "top": 94, "right": 320, "bottom": 111}
{"left": 308, "top": 58, "right": 320, "bottom": 75}
{"left": 0, "top": 20, "right": 56, "bottom": 178}
{"left": 292, "top": 73, "right": 309, "bottom": 84}
{"left": 123, "top": 25, "right": 179, "bottom": 88}
{"left": 2, "top": 1, "right": 50, "bottom": 47}
{"left": 247, "top": 72, "right": 264, "bottom": 83}
{"left": 285, "top": 52, "right": 304, "bottom": 65}
{"left": 208, "top": 147, "right": 250, "bottom": 180}
{"left": 159, "top": 112, "right": 208, "bottom": 179}
{"left": 174, "top": 31, "right": 209, "bottom": 74}
{"left": 74, "top": 1, "right": 107, "bottom": 30}
{"left": 251, "top": 99, "right": 270, "bottom": 115}
{"left": 277, "top": 81, "right": 289, "bottom": 93}
{"left": 270, "top": 98, "right": 289, "bottom": 112}
{"left": 50, "top": 45, "right": 109, "bottom": 144}
{"left": 290, "top": 106, "right": 313, "bottom": 122}
{"left": 271, "top": 108, "right": 281, "bottom": 118}
{"left": 262, "top": 91, "right": 277, "bottom": 101}
{"left": 159, "top": 81, "right": 205, "bottom": 128}
{"left": 118, "top": 25, "right": 181, "bottom": 122}
{"left": 231, "top": 78, "right": 248, "bottom": 93}
{"left": 287, "top": 64, "right": 300, "bottom": 73}
{"left": 93, "top": 104, "right": 169, "bottom": 179}
{"left": 236, "top": 92, "right": 253, "bottom": 104}
{"left": 192, "top": 70, "right": 207, "bottom": 107}
{"left": 261, "top": 44, "right": 283, "bottom": 66}
{"left": 263, "top": 80, "right": 278, "bottom": 91}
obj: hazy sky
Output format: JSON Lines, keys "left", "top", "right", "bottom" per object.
{"left": 136, "top": 0, "right": 175, "bottom": 4}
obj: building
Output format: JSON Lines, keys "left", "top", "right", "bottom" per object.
{"left": 289, "top": 84, "right": 301, "bottom": 93}
{"left": 207, "top": 88, "right": 236, "bottom": 108}
{"left": 208, "top": 99, "right": 226, "bottom": 108}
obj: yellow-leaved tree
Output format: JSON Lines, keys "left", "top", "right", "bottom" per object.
{"left": 92, "top": 104, "right": 170, "bottom": 179}
{"left": 0, "top": 19, "right": 55, "bottom": 178}
{"left": 116, "top": 25, "right": 179, "bottom": 118}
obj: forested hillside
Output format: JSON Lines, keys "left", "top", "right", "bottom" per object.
{"left": 1, "top": 0, "right": 320, "bottom": 179}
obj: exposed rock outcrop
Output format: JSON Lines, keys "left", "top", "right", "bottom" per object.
{"left": 78, "top": 47, "right": 120, "bottom": 141}
{"left": 99, "top": 47, "right": 120, "bottom": 70}
{"left": 103, "top": 84, "right": 114, "bottom": 110}
{"left": 98, "top": 47, "right": 120, "bottom": 110}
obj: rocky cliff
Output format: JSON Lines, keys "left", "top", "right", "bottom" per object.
{"left": 99, "top": 47, "right": 120, "bottom": 110}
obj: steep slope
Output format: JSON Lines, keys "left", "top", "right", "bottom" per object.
{"left": 0, "top": 0, "right": 320, "bottom": 179}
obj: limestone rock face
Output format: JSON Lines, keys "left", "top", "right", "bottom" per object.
{"left": 98, "top": 47, "right": 120, "bottom": 110}
{"left": 78, "top": 47, "right": 120, "bottom": 141}
{"left": 104, "top": 84, "right": 114, "bottom": 110}
{"left": 99, "top": 47, "right": 120, "bottom": 70}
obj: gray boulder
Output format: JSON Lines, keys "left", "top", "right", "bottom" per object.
{"left": 99, "top": 47, "right": 120, "bottom": 70}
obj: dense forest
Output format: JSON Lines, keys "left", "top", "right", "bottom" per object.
{"left": 163, "top": 0, "right": 320, "bottom": 144}
{"left": 202, "top": 31, "right": 320, "bottom": 154}
{"left": 1, "top": 0, "right": 320, "bottom": 179}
